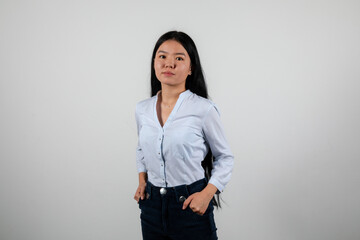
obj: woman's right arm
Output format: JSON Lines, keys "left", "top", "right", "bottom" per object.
{"left": 134, "top": 103, "right": 148, "bottom": 202}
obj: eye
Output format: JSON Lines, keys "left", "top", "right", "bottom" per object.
{"left": 159, "top": 55, "right": 165, "bottom": 59}
{"left": 176, "top": 57, "right": 184, "bottom": 61}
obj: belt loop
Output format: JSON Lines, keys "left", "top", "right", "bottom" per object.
{"left": 186, "top": 184, "right": 191, "bottom": 196}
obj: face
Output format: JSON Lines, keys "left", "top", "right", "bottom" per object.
{"left": 154, "top": 40, "right": 192, "bottom": 88}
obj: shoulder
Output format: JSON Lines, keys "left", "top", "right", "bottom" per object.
{"left": 135, "top": 96, "right": 155, "bottom": 115}
{"left": 188, "top": 92, "right": 220, "bottom": 116}
{"left": 188, "top": 91, "right": 215, "bottom": 107}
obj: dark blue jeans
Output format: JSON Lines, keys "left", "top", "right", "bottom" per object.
{"left": 138, "top": 178, "right": 218, "bottom": 240}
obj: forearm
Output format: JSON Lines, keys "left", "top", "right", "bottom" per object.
{"left": 138, "top": 172, "right": 147, "bottom": 184}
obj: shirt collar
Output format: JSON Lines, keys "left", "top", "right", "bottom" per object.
{"left": 154, "top": 89, "right": 192, "bottom": 129}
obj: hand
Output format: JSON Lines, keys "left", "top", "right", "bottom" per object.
{"left": 182, "top": 191, "right": 213, "bottom": 216}
{"left": 133, "top": 182, "right": 146, "bottom": 203}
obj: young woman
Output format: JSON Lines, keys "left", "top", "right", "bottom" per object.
{"left": 133, "top": 31, "right": 234, "bottom": 240}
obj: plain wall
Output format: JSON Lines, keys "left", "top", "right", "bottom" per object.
{"left": 0, "top": 0, "right": 359, "bottom": 239}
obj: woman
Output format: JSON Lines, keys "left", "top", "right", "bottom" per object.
{"left": 133, "top": 31, "right": 234, "bottom": 240}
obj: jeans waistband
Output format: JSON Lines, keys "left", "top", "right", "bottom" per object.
{"left": 145, "top": 178, "right": 208, "bottom": 203}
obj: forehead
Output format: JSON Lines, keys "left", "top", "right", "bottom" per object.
{"left": 157, "top": 40, "right": 188, "bottom": 55}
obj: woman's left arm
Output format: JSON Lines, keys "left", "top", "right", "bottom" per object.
{"left": 202, "top": 103, "right": 234, "bottom": 192}
{"left": 182, "top": 103, "right": 234, "bottom": 215}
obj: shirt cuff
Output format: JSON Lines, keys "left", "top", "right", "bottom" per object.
{"left": 137, "top": 166, "right": 147, "bottom": 173}
{"left": 208, "top": 177, "right": 224, "bottom": 193}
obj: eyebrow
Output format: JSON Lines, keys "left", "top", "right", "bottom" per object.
{"left": 157, "top": 50, "right": 186, "bottom": 56}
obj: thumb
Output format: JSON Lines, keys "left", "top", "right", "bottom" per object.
{"left": 182, "top": 195, "right": 194, "bottom": 210}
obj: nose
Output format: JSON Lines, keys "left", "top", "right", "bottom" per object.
{"left": 165, "top": 59, "right": 175, "bottom": 68}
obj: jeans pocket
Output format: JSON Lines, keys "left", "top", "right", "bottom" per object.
{"left": 184, "top": 206, "right": 196, "bottom": 215}
{"left": 138, "top": 189, "right": 152, "bottom": 210}
{"left": 138, "top": 194, "right": 146, "bottom": 209}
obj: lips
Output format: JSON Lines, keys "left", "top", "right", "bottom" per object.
{"left": 162, "top": 71, "right": 175, "bottom": 76}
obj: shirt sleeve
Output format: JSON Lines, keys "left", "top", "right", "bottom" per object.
{"left": 202, "top": 103, "right": 234, "bottom": 193}
{"left": 135, "top": 104, "right": 147, "bottom": 173}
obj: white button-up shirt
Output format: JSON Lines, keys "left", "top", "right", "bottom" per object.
{"left": 135, "top": 89, "right": 234, "bottom": 192}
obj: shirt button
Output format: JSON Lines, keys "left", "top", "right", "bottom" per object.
{"left": 158, "top": 152, "right": 160, "bottom": 155}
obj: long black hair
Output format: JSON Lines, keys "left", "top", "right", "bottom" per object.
{"left": 150, "top": 31, "right": 222, "bottom": 208}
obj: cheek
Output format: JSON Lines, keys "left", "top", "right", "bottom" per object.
{"left": 154, "top": 62, "right": 163, "bottom": 75}
{"left": 178, "top": 64, "right": 190, "bottom": 74}
{"left": 154, "top": 61, "right": 160, "bottom": 69}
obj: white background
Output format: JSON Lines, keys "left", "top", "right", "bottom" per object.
{"left": 0, "top": 0, "right": 359, "bottom": 239}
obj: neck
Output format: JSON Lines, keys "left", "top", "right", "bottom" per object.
{"left": 159, "top": 85, "right": 186, "bottom": 106}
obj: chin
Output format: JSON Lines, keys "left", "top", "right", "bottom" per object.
{"left": 159, "top": 80, "right": 182, "bottom": 86}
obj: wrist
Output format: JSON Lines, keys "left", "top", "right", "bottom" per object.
{"left": 202, "top": 183, "right": 218, "bottom": 198}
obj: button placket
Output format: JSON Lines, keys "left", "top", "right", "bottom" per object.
{"left": 158, "top": 130, "right": 167, "bottom": 186}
